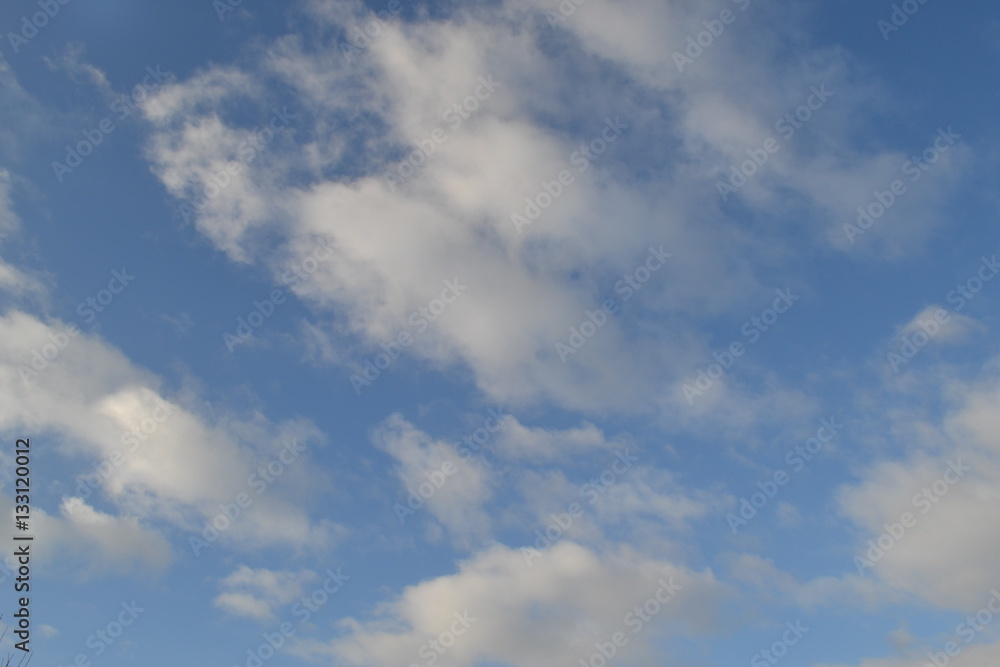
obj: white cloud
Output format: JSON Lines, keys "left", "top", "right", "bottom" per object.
{"left": 493, "top": 418, "right": 612, "bottom": 462}
{"left": 0, "top": 170, "right": 45, "bottom": 298}
{"left": 373, "top": 413, "right": 494, "bottom": 547}
{"left": 822, "top": 639, "right": 1000, "bottom": 667}
{"left": 836, "top": 359, "right": 1000, "bottom": 610}
{"left": 140, "top": 0, "right": 945, "bottom": 419}
{"left": 0, "top": 493, "right": 171, "bottom": 579}
{"left": 215, "top": 565, "right": 319, "bottom": 622}
{"left": 0, "top": 52, "right": 52, "bottom": 157}
{"left": 52, "top": 497, "right": 173, "bottom": 576}
{"left": 0, "top": 311, "right": 343, "bottom": 572}
{"left": 291, "top": 541, "right": 730, "bottom": 667}
{"left": 898, "top": 305, "right": 983, "bottom": 345}
{"left": 725, "top": 553, "right": 890, "bottom": 613}
{"left": 372, "top": 411, "right": 723, "bottom": 556}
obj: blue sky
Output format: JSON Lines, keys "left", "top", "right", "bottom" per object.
{"left": 0, "top": 0, "right": 999, "bottom": 666}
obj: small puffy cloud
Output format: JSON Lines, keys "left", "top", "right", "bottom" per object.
{"left": 897, "top": 305, "right": 983, "bottom": 345}
{"left": 373, "top": 414, "right": 494, "bottom": 547}
{"left": 493, "top": 418, "right": 613, "bottom": 463}
{"left": 215, "top": 565, "right": 318, "bottom": 622}
{"left": 725, "top": 553, "right": 889, "bottom": 612}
